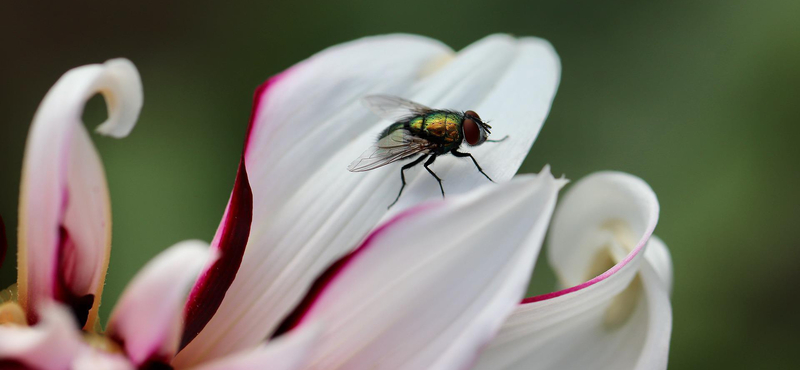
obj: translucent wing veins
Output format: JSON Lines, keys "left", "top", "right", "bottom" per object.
{"left": 361, "top": 94, "right": 432, "bottom": 121}
{"left": 348, "top": 128, "right": 435, "bottom": 172}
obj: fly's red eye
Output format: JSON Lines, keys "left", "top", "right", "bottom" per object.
{"left": 465, "top": 110, "right": 480, "bottom": 120}
{"left": 463, "top": 118, "right": 480, "bottom": 145}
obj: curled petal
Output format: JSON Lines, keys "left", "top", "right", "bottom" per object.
{"left": 525, "top": 171, "right": 660, "bottom": 303}
{"left": 286, "top": 168, "right": 563, "bottom": 369}
{"left": 0, "top": 304, "right": 83, "bottom": 369}
{"left": 643, "top": 236, "right": 673, "bottom": 294}
{"left": 188, "top": 324, "right": 320, "bottom": 370}
{"left": 473, "top": 172, "right": 671, "bottom": 370}
{"left": 629, "top": 256, "right": 673, "bottom": 370}
{"left": 106, "top": 240, "right": 211, "bottom": 366}
{"left": 17, "top": 59, "right": 142, "bottom": 329}
{"left": 177, "top": 34, "right": 561, "bottom": 366}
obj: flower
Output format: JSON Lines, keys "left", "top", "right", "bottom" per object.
{"left": 0, "top": 59, "right": 319, "bottom": 370}
{"left": 176, "top": 34, "right": 567, "bottom": 366}
{"left": 0, "top": 34, "right": 673, "bottom": 370}
{"left": 472, "top": 172, "right": 673, "bottom": 370}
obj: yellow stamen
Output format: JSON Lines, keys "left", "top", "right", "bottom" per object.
{"left": 0, "top": 302, "right": 26, "bottom": 326}
{"left": 83, "top": 331, "right": 124, "bottom": 354}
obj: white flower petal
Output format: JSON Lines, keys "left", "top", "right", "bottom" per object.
{"left": 17, "top": 59, "right": 142, "bottom": 329}
{"left": 0, "top": 304, "right": 83, "bottom": 369}
{"left": 177, "top": 34, "right": 560, "bottom": 366}
{"left": 472, "top": 172, "right": 672, "bottom": 370}
{"left": 174, "top": 34, "right": 450, "bottom": 365}
{"left": 106, "top": 240, "right": 211, "bottom": 366}
{"left": 475, "top": 258, "right": 672, "bottom": 370}
{"left": 630, "top": 258, "right": 673, "bottom": 370}
{"left": 187, "top": 324, "right": 320, "bottom": 370}
{"left": 643, "top": 236, "right": 673, "bottom": 294}
{"left": 472, "top": 242, "right": 672, "bottom": 370}
{"left": 288, "top": 168, "right": 563, "bottom": 370}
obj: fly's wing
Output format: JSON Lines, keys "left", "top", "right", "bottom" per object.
{"left": 361, "top": 94, "right": 433, "bottom": 121}
{"left": 348, "top": 128, "right": 435, "bottom": 172}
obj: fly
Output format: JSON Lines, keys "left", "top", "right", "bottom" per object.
{"left": 348, "top": 95, "right": 508, "bottom": 208}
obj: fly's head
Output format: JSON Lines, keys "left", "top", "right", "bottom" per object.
{"left": 462, "top": 110, "right": 491, "bottom": 146}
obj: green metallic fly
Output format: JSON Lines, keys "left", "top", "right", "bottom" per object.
{"left": 348, "top": 95, "right": 508, "bottom": 208}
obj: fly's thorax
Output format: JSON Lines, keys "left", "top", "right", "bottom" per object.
{"left": 409, "top": 111, "right": 463, "bottom": 143}
{"left": 408, "top": 116, "right": 425, "bottom": 132}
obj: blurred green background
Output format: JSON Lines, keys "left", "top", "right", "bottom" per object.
{"left": 1, "top": 0, "right": 798, "bottom": 368}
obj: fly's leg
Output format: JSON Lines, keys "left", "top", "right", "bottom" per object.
{"left": 423, "top": 155, "right": 445, "bottom": 198}
{"left": 389, "top": 154, "right": 427, "bottom": 209}
{"left": 451, "top": 149, "right": 494, "bottom": 182}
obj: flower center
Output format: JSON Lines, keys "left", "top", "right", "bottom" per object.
{"left": 586, "top": 220, "right": 642, "bottom": 329}
{"left": 1, "top": 283, "right": 127, "bottom": 357}
{"left": 83, "top": 331, "right": 124, "bottom": 354}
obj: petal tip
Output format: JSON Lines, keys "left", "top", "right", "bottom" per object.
{"left": 93, "top": 58, "right": 144, "bottom": 139}
{"left": 537, "top": 164, "right": 569, "bottom": 189}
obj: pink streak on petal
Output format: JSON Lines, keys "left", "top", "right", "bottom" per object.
{"left": 0, "top": 360, "right": 33, "bottom": 369}
{"left": 54, "top": 226, "right": 94, "bottom": 328}
{"left": 178, "top": 68, "right": 289, "bottom": 349}
{"left": 181, "top": 158, "right": 253, "bottom": 350}
{"left": 521, "top": 230, "right": 654, "bottom": 304}
{"left": 271, "top": 203, "right": 438, "bottom": 338}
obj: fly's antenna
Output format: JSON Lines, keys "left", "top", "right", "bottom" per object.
{"left": 479, "top": 120, "right": 492, "bottom": 133}
{"left": 486, "top": 135, "right": 509, "bottom": 143}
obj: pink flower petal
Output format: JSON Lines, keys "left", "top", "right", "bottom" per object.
{"left": 176, "top": 34, "right": 561, "bottom": 367}
{"left": 285, "top": 169, "right": 563, "bottom": 369}
{"left": 472, "top": 172, "right": 672, "bottom": 370}
{"left": 0, "top": 304, "right": 83, "bottom": 369}
{"left": 106, "top": 241, "right": 211, "bottom": 366}
{"left": 180, "top": 158, "right": 253, "bottom": 350}
{"left": 187, "top": 324, "right": 320, "bottom": 370}
{"left": 17, "top": 59, "right": 142, "bottom": 329}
